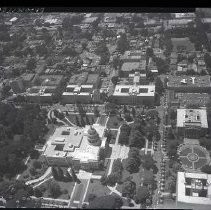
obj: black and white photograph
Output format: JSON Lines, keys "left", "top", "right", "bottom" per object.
{"left": 0, "top": 6, "right": 211, "bottom": 209}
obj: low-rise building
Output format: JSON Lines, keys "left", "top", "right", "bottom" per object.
{"left": 121, "top": 50, "right": 146, "bottom": 62}
{"left": 167, "top": 76, "right": 211, "bottom": 93}
{"left": 25, "top": 86, "right": 57, "bottom": 103}
{"left": 176, "top": 108, "right": 208, "bottom": 138}
{"left": 112, "top": 84, "right": 155, "bottom": 105}
{"left": 42, "top": 124, "right": 108, "bottom": 170}
{"left": 177, "top": 172, "right": 211, "bottom": 207}
{"left": 10, "top": 78, "right": 25, "bottom": 94}
{"left": 168, "top": 91, "right": 210, "bottom": 108}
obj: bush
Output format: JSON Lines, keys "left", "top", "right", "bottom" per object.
{"left": 34, "top": 188, "right": 43, "bottom": 197}
{"left": 29, "top": 167, "right": 37, "bottom": 176}
{"left": 32, "top": 160, "right": 42, "bottom": 170}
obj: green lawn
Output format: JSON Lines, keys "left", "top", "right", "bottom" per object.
{"left": 84, "top": 179, "right": 111, "bottom": 202}
{"left": 107, "top": 115, "right": 123, "bottom": 129}
{"left": 40, "top": 178, "right": 75, "bottom": 200}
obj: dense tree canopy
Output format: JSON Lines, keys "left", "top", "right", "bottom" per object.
{"left": 0, "top": 103, "right": 48, "bottom": 179}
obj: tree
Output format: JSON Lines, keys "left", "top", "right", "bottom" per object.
{"left": 169, "top": 108, "right": 177, "bottom": 120}
{"left": 100, "top": 175, "right": 107, "bottom": 186}
{"left": 32, "top": 160, "right": 42, "bottom": 170}
{"left": 30, "top": 150, "right": 40, "bottom": 159}
{"left": 122, "top": 180, "right": 136, "bottom": 198}
{"left": 93, "top": 106, "right": 100, "bottom": 117}
{"left": 143, "top": 169, "right": 154, "bottom": 186}
{"left": 125, "top": 157, "right": 140, "bottom": 173}
{"left": 129, "top": 130, "right": 145, "bottom": 149}
{"left": 117, "top": 33, "right": 130, "bottom": 54}
{"left": 105, "top": 102, "right": 116, "bottom": 115}
{"left": 52, "top": 167, "right": 59, "bottom": 180}
{"left": 146, "top": 47, "right": 154, "bottom": 58}
{"left": 99, "top": 148, "right": 105, "bottom": 161}
{"left": 48, "top": 181, "right": 61, "bottom": 198}
{"left": 27, "top": 57, "right": 37, "bottom": 70}
{"left": 141, "top": 154, "right": 155, "bottom": 170}
{"left": 131, "top": 107, "right": 136, "bottom": 118}
{"left": 65, "top": 170, "right": 73, "bottom": 181}
{"left": 201, "top": 165, "right": 211, "bottom": 174}
{"left": 33, "top": 188, "right": 43, "bottom": 198}
{"left": 199, "top": 138, "right": 211, "bottom": 150}
{"left": 111, "top": 76, "right": 118, "bottom": 85}
{"left": 89, "top": 195, "right": 123, "bottom": 209}
{"left": 75, "top": 115, "right": 80, "bottom": 126}
{"left": 107, "top": 173, "right": 118, "bottom": 186}
{"left": 128, "top": 147, "right": 141, "bottom": 165}
{"left": 57, "top": 167, "right": 64, "bottom": 180}
{"left": 119, "top": 124, "right": 131, "bottom": 145}
{"left": 135, "top": 186, "right": 150, "bottom": 204}
{"left": 155, "top": 77, "right": 164, "bottom": 95}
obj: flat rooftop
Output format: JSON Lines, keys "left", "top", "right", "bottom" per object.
{"left": 171, "top": 37, "right": 195, "bottom": 52}
{"left": 62, "top": 84, "right": 93, "bottom": 96}
{"left": 121, "top": 62, "right": 140, "bottom": 72}
{"left": 167, "top": 76, "right": 211, "bottom": 88}
{"left": 43, "top": 124, "right": 105, "bottom": 162}
{"left": 26, "top": 86, "right": 56, "bottom": 96}
{"left": 113, "top": 85, "right": 155, "bottom": 97}
{"left": 173, "top": 92, "right": 210, "bottom": 107}
{"left": 38, "top": 75, "right": 64, "bottom": 86}
{"left": 177, "top": 172, "right": 211, "bottom": 206}
{"left": 177, "top": 108, "right": 208, "bottom": 128}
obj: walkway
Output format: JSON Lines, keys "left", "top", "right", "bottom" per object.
{"left": 25, "top": 167, "right": 52, "bottom": 186}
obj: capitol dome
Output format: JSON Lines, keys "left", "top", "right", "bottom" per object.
{"left": 87, "top": 126, "right": 100, "bottom": 145}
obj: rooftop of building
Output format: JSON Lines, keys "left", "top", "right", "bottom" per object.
{"left": 169, "top": 92, "right": 210, "bottom": 107}
{"left": 37, "top": 75, "right": 64, "bottom": 86}
{"left": 167, "top": 76, "right": 211, "bottom": 88}
{"left": 177, "top": 108, "right": 208, "bottom": 128}
{"left": 113, "top": 84, "right": 155, "bottom": 97}
{"left": 63, "top": 84, "right": 93, "bottom": 96}
{"left": 121, "top": 62, "right": 140, "bottom": 72}
{"left": 43, "top": 124, "right": 105, "bottom": 162}
{"left": 21, "top": 73, "right": 35, "bottom": 82}
{"left": 168, "top": 19, "right": 194, "bottom": 25}
{"left": 82, "top": 17, "right": 98, "bottom": 24}
{"left": 177, "top": 172, "right": 211, "bottom": 206}
{"left": 171, "top": 37, "right": 195, "bottom": 52}
{"left": 26, "top": 86, "right": 56, "bottom": 95}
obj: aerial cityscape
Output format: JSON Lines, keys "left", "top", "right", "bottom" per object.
{"left": 1, "top": 8, "right": 211, "bottom": 209}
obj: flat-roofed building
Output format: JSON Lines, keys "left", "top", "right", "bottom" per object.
{"left": 121, "top": 62, "right": 140, "bottom": 77}
{"left": 21, "top": 73, "right": 35, "bottom": 87}
{"left": 167, "top": 76, "right": 211, "bottom": 93}
{"left": 42, "top": 124, "right": 108, "bottom": 170}
{"left": 166, "top": 19, "right": 195, "bottom": 29}
{"left": 177, "top": 172, "right": 211, "bottom": 207}
{"left": 10, "top": 78, "right": 25, "bottom": 93}
{"left": 168, "top": 91, "right": 210, "bottom": 108}
{"left": 177, "top": 108, "right": 208, "bottom": 138}
{"left": 25, "top": 86, "right": 57, "bottom": 103}
{"left": 121, "top": 50, "right": 146, "bottom": 62}
{"left": 62, "top": 84, "right": 92, "bottom": 104}
{"left": 174, "top": 13, "right": 196, "bottom": 19}
{"left": 171, "top": 37, "right": 195, "bottom": 52}
{"left": 35, "top": 75, "right": 64, "bottom": 87}
{"left": 112, "top": 84, "right": 155, "bottom": 105}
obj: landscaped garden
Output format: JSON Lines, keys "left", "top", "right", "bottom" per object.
{"left": 84, "top": 179, "right": 111, "bottom": 202}
{"left": 37, "top": 178, "right": 75, "bottom": 200}
{"left": 66, "top": 114, "right": 97, "bottom": 126}
{"left": 106, "top": 115, "right": 124, "bottom": 129}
